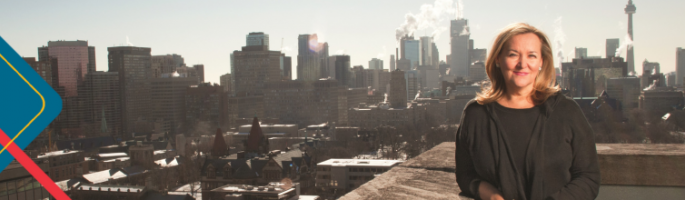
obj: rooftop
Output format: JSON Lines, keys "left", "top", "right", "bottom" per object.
{"left": 37, "top": 149, "right": 81, "bottom": 158}
{"left": 210, "top": 182, "right": 294, "bottom": 194}
{"left": 77, "top": 184, "right": 145, "bottom": 193}
{"left": 317, "top": 159, "right": 403, "bottom": 167}
{"left": 98, "top": 152, "right": 128, "bottom": 158}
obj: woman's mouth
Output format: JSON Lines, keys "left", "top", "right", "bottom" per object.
{"left": 514, "top": 72, "right": 529, "bottom": 76}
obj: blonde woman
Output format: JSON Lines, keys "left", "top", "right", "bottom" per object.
{"left": 455, "top": 23, "right": 600, "bottom": 200}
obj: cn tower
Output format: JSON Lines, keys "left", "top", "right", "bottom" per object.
{"left": 625, "top": 0, "right": 636, "bottom": 74}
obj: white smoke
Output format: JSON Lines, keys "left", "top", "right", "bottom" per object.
{"left": 126, "top": 36, "right": 134, "bottom": 46}
{"left": 615, "top": 34, "right": 633, "bottom": 57}
{"left": 395, "top": 0, "right": 460, "bottom": 42}
{"left": 336, "top": 49, "right": 346, "bottom": 55}
{"left": 553, "top": 17, "right": 566, "bottom": 68}
{"left": 459, "top": 25, "right": 470, "bottom": 36}
{"left": 377, "top": 46, "right": 388, "bottom": 59}
{"left": 383, "top": 93, "right": 388, "bottom": 103}
{"left": 281, "top": 46, "right": 293, "bottom": 52}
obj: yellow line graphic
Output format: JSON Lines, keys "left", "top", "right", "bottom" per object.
{"left": 0, "top": 53, "right": 46, "bottom": 155}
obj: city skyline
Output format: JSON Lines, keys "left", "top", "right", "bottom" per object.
{"left": 1, "top": 0, "right": 684, "bottom": 84}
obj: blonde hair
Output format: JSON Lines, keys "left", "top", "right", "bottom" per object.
{"left": 476, "top": 23, "right": 559, "bottom": 105}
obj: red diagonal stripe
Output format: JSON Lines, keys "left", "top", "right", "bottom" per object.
{"left": 0, "top": 128, "right": 70, "bottom": 200}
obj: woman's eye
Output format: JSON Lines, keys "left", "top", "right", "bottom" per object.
{"left": 529, "top": 55, "right": 537, "bottom": 58}
{"left": 509, "top": 54, "right": 517, "bottom": 57}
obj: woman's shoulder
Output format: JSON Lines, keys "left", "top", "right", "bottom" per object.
{"left": 460, "top": 99, "right": 491, "bottom": 122}
{"left": 546, "top": 92, "right": 585, "bottom": 116}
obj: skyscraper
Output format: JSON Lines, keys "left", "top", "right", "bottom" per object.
{"left": 220, "top": 73, "right": 231, "bottom": 93}
{"left": 625, "top": 0, "right": 637, "bottom": 74}
{"left": 677, "top": 47, "right": 685, "bottom": 86}
{"left": 108, "top": 46, "right": 152, "bottom": 139}
{"left": 575, "top": 47, "right": 588, "bottom": 59}
{"left": 369, "top": 58, "right": 383, "bottom": 70}
{"left": 79, "top": 71, "right": 122, "bottom": 137}
{"left": 450, "top": 19, "right": 470, "bottom": 78}
{"left": 151, "top": 54, "right": 184, "bottom": 78}
{"left": 402, "top": 36, "right": 420, "bottom": 69}
{"left": 38, "top": 40, "right": 95, "bottom": 97}
{"left": 606, "top": 38, "right": 620, "bottom": 58}
{"left": 328, "top": 55, "right": 352, "bottom": 87}
{"left": 389, "top": 70, "right": 407, "bottom": 108}
{"left": 420, "top": 36, "right": 434, "bottom": 67}
{"left": 281, "top": 55, "right": 292, "bottom": 80}
{"left": 246, "top": 32, "right": 269, "bottom": 49}
{"left": 389, "top": 55, "right": 396, "bottom": 71}
{"left": 297, "top": 34, "right": 328, "bottom": 81}
{"left": 193, "top": 64, "right": 205, "bottom": 83}
{"left": 233, "top": 33, "right": 282, "bottom": 96}
{"left": 150, "top": 74, "right": 198, "bottom": 134}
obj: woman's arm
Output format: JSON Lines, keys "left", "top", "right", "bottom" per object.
{"left": 546, "top": 106, "right": 601, "bottom": 200}
{"left": 455, "top": 124, "right": 504, "bottom": 200}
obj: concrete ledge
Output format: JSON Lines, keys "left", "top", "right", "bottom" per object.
{"left": 596, "top": 144, "right": 685, "bottom": 187}
{"left": 400, "top": 142, "right": 456, "bottom": 171}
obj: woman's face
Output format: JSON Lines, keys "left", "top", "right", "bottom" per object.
{"left": 498, "top": 33, "right": 543, "bottom": 93}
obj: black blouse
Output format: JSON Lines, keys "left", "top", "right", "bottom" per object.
{"left": 455, "top": 93, "right": 600, "bottom": 200}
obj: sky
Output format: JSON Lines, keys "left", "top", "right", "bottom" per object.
{"left": 1, "top": 0, "right": 683, "bottom": 84}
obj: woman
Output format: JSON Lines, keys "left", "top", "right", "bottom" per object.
{"left": 455, "top": 23, "right": 600, "bottom": 200}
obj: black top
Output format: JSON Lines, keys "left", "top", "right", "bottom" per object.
{"left": 493, "top": 102, "right": 541, "bottom": 199}
{"left": 455, "top": 93, "right": 600, "bottom": 200}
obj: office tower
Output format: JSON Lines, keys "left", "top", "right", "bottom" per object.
{"left": 328, "top": 55, "right": 352, "bottom": 87}
{"left": 352, "top": 66, "right": 366, "bottom": 88}
{"left": 575, "top": 47, "right": 588, "bottom": 59}
{"left": 151, "top": 54, "right": 184, "bottom": 78}
{"left": 233, "top": 33, "right": 282, "bottom": 96}
{"left": 677, "top": 48, "right": 685, "bottom": 85}
{"left": 220, "top": 73, "right": 231, "bottom": 93}
{"left": 369, "top": 58, "right": 383, "bottom": 70}
{"left": 666, "top": 72, "right": 676, "bottom": 87}
{"left": 297, "top": 34, "right": 328, "bottom": 81}
{"left": 79, "top": 71, "right": 122, "bottom": 137}
{"left": 451, "top": 19, "right": 470, "bottom": 78}
{"left": 469, "top": 48, "right": 487, "bottom": 64}
{"left": 150, "top": 73, "right": 198, "bottom": 134}
{"left": 264, "top": 80, "right": 342, "bottom": 127}
{"left": 432, "top": 43, "right": 440, "bottom": 69}
{"left": 606, "top": 38, "right": 620, "bottom": 58}
{"left": 390, "top": 55, "right": 396, "bottom": 71}
{"left": 625, "top": 0, "right": 636, "bottom": 73}
{"left": 193, "top": 64, "right": 205, "bottom": 83}
{"left": 108, "top": 46, "right": 152, "bottom": 139}
{"left": 281, "top": 55, "right": 292, "bottom": 80}
{"left": 389, "top": 70, "right": 407, "bottom": 108}
{"left": 469, "top": 61, "right": 487, "bottom": 81}
{"left": 38, "top": 40, "right": 95, "bottom": 97}
{"left": 402, "top": 36, "right": 420, "bottom": 69}
{"left": 420, "top": 36, "right": 434, "bottom": 67}
{"left": 406, "top": 70, "right": 419, "bottom": 100}
{"left": 246, "top": 32, "right": 269, "bottom": 50}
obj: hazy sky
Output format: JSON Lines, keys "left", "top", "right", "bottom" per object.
{"left": 1, "top": 0, "right": 683, "bottom": 84}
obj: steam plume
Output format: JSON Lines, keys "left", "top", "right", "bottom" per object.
{"left": 395, "top": 0, "right": 460, "bottom": 42}
{"left": 553, "top": 17, "right": 566, "bottom": 68}
{"left": 615, "top": 34, "right": 633, "bottom": 57}
{"left": 126, "top": 36, "right": 134, "bottom": 46}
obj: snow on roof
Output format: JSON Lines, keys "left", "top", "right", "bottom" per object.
{"left": 317, "top": 159, "right": 403, "bottom": 167}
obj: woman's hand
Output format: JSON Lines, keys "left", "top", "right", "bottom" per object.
{"left": 479, "top": 181, "right": 505, "bottom": 200}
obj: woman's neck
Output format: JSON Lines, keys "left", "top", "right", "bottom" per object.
{"left": 497, "top": 87, "right": 535, "bottom": 109}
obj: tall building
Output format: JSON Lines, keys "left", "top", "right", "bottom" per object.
{"left": 420, "top": 36, "right": 435, "bottom": 67}
{"left": 625, "top": 0, "right": 637, "bottom": 74}
{"left": 185, "top": 83, "right": 223, "bottom": 133}
{"left": 450, "top": 19, "right": 470, "bottom": 78}
{"left": 469, "top": 48, "right": 487, "bottom": 65}
{"left": 606, "top": 38, "right": 620, "bottom": 58}
{"left": 108, "top": 46, "right": 152, "bottom": 139}
{"left": 281, "top": 55, "right": 292, "bottom": 80}
{"left": 369, "top": 58, "right": 383, "bottom": 70}
{"left": 220, "top": 73, "right": 231, "bottom": 93}
{"left": 150, "top": 73, "right": 198, "bottom": 134}
{"left": 666, "top": 72, "right": 676, "bottom": 87}
{"left": 329, "top": 55, "right": 352, "bottom": 87}
{"left": 79, "top": 71, "right": 122, "bottom": 137}
{"left": 402, "top": 36, "right": 420, "bottom": 69}
{"left": 232, "top": 33, "right": 283, "bottom": 96}
{"left": 193, "top": 64, "right": 205, "bottom": 83}
{"left": 38, "top": 40, "right": 95, "bottom": 97}
{"left": 677, "top": 48, "right": 685, "bottom": 85}
{"left": 297, "top": 34, "right": 328, "bottom": 81}
{"left": 389, "top": 55, "right": 396, "bottom": 71}
{"left": 246, "top": 32, "right": 269, "bottom": 49}
{"left": 575, "top": 47, "right": 588, "bottom": 59}
{"left": 150, "top": 54, "right": 184, "bottom": 78}
{"left": 389, "top": 70, "right": 407, "bottom": 108}
{"left": 405, "top": 70, "right": 419, "bottom": 100}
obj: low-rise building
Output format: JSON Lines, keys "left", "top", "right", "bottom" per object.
{"left": 207, "top": 182, "right": 301, "bottom": 200}
{"left": 0, "top": 160, "right": 51, "bottom": 200}
{"left": 37, "top": 149, "right": 89, "bottom": 182}
{"left": 315, "top": 159, "right": 402, "bottom": 194}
